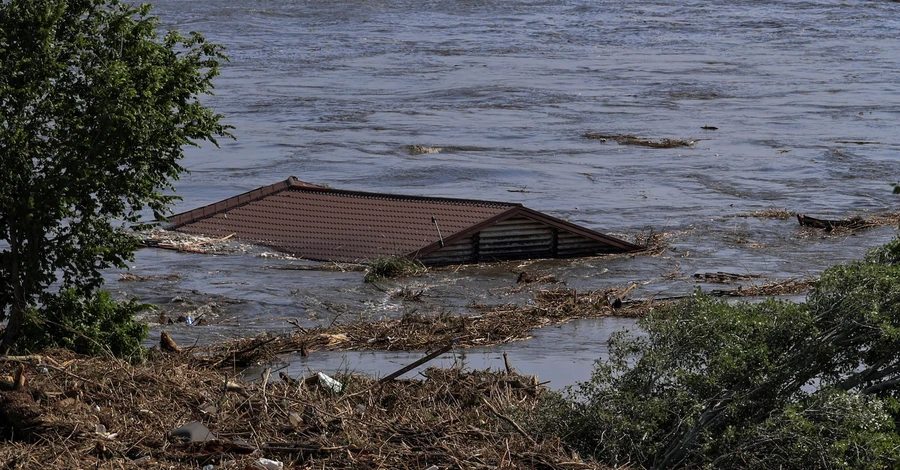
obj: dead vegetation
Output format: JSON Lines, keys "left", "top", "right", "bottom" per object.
{"left": 119, "top": 272, "right": 181, "bottom": 282}
{"left": 728, "top": 209, "right": 900, "bottom": 238}
{"left": 730, "top": 208, "right": 795, "bottom": 220}
{"left": 364, "top": 256, "right": 428, "bottom": 283}
{"left": 190, "top": 287, "right": 659, "bottom": 368}
{"left": 138, "top": 230, "right": 252, "bottom": 254}
{"left": 405, "top": 145, "right": 443, "bottom": 155}
{"left": 582, "top": 133, "right": 695, "bottom": 148}
{"left": 693, "top": 272, "right": 762, "bottom": 283}
{"left": 794, "top": 212, "right": 900, "bottom": 238}
{"left": 0, "top": 351, "right": 600, "bottom": 470}
{"left": 710, "top": 278, "right": 816, "bottom": 297}
{"left": 629, "top": 228, "right": 672, "bottom": 256}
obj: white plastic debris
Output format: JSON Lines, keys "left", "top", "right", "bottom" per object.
{"left": 254, "top": 458, "right": 284, "bottom": 470}
{"left": 317, "top": 372, "right": 343, "bottom": 394}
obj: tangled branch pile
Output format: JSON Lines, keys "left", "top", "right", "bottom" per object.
{"left": 0, "top": 351, "right": 601, "bottom": 469}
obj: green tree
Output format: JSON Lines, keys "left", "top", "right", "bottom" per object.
{"left": 540, "top": 241, "right": 900, "bottom": 469}
{"left": 0, "top": 0, "right": 231, "bottom": 351}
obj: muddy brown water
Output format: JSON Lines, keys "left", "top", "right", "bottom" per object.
{"left": 104, "top": 0, "right": 900, "bottom": 388}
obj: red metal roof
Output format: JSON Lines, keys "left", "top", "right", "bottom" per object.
{"left": 168, "top": 177, "right": 640, "bottom": 263}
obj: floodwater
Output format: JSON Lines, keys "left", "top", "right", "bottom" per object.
{"left": 107, "top": 0, "right": 900, "bottom": 388}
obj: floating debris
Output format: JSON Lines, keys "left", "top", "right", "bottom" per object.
{"left": 364, "top": 256, "right": 427, "bottom": 283}
{"left": 119, "top": 272, "right": 181, "bottom": 282}
{"left": 693, "top": 272, "right": 763, "bottom": 283}
{"left": 793, "top": 212, "right": 900, "bottom": 238}
{"left": 711, "top": 278, "right": 816, "bottom": 297}
{"left": 405, "top": 144, "right": 442, "bottom": 155}
{"left": 797, "top": 214, "right": 871, "bottom": 232}
{"left": 192, "top": 286, "right": 657, "bottom": 367}
{"left": 730, "top": 208, "right": 795, "bottom": 220}
{"left": 515, "top": 271, "right": 562, "bottom": 285}
{"left": 388, "top": 286, "right": 426, "bottom": 301}
{"left": 267, "top": 262, "right": 367, "bottom": 273}
{"left": 629, "top": 228, "right": 673, "bottom": 256}
{"left": 582, "top": 133, "right": 696, "bottom": 148}
{"left": 138, "top": 229, "right": 256, "bottom": 255}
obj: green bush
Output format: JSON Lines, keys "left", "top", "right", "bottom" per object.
{"left": 714, "top": 390, "right": 900, "bottom": 470}
{"left": 538, "top": 237, "right": 900, "bottom": 469}
{"left": 18, "top": 289, "right": 149, "bottom": 363}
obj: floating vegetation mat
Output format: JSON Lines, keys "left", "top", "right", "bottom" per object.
{"left": 0, "top": 351, "right": 600, "bottom": 469}
{"left": 710, "top": 278, "right": 816, "bottom": 297}
{"left": 582, "top": 133, "right": 695, "bottom": 148}
{"left": 189, "top": 287, "right": 660, "bottom": 368}
{"left": 629, "top": 229, "right": 673, "bottom": 256}
{"left": 137, "top": 229, "right": 260, "bottom": 255}
{"left": 728, "top": 210, "right": 900, "bottom": 236}
{"left": 405, "top": 144, "right": 443, "bottom": 155}
{"left": 729, "top": 208, "right": 795, "bottom": 220}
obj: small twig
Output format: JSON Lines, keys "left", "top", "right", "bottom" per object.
{"left": 503, "top": 353, "right": 515, "bottom": 375}
{"left": 379, "top": 342, "right": 454, "bottom": 383}
{"left": 38, "top": 362, "right": 111, "bottom": 397}
{"left": 482, "top": 397, "right": 538, "bottom": 447}
{"left": 260, "top": 367, "right": 271, "bottom": 415}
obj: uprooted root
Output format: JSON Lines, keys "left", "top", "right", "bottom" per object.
{"left": 0, "top": 352, "right": 597, "bottom": 469}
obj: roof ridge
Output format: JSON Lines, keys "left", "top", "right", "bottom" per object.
{"left": 168, "top": 176, "right": 299, "bottom": 229}
{"left": 169, "top": 176, "right": 519, "bottom": 229}
{"left": 287, "top": 185, "right": 520, "bottom": 208}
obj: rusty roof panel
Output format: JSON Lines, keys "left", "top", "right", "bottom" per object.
{"left": 168, "top": 176, "right": 641, "bottom": 263}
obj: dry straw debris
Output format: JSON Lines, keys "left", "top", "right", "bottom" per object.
{"left": 0, "top": 351, "right": 602, "bottom": 469}
{"left": 193, "top": 287, "right": 661, "bottom": 368}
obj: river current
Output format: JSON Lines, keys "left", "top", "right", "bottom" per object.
{"left": 109, "top": 0, "right": 900, "bottom": 388}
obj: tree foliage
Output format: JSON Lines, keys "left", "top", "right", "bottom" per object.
{"left": 541, "top": 240, "right": 900, "bottom": 469}
{"left": 19, "top": 289, "right": 149, "bottom": 362}
{"left": 0, "top": 0, "right": 232, "bottom": 351}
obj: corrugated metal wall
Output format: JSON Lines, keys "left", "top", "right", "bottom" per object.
{"left": 418, "top": 216, "right": 619, "bottom": 265}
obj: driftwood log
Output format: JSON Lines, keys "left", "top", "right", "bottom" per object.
{"left": 797, "top": 214, "right": 870, "bottom": 231}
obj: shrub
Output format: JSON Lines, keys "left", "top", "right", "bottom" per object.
{"left": 17, "top": 289, "right": 149, "bottom": 363}
{"left": 539, "top": 238, "right": 900, "bottom": 469}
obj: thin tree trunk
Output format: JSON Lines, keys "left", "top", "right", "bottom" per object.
{"left": 1, "top": 304, "right": 26, "bottom": 352}
{"left": 1, "top": 229, "right": 26, "bottom": 352}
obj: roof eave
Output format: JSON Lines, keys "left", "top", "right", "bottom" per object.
{"left": 408, "top": 206, "right": 642, "bottom": 259}
{"left": 515, "top": 207, "right": 642, "bottom": 252}
{"left": 408, "top": 207, "right": 523, "bottom": 258}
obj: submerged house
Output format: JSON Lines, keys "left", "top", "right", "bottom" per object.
{"left": 167, "top": 176, "right": 641, "bottom": 265}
